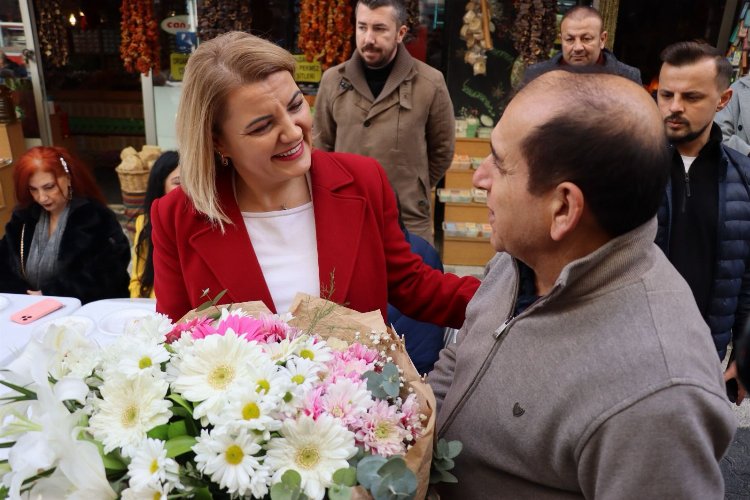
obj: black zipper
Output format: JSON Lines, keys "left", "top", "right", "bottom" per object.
{"left": 681, "top": 169, "right": 691, "bottom": 213}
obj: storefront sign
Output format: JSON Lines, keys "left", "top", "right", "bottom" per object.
{"left": 294, "top": 55, "right": 322, "bottom": 83}
{"left": 161, "top": 15, "right": 192, "bottom": 34}
{"left": 170, "top": 53, "right": 190, "bottom": 81}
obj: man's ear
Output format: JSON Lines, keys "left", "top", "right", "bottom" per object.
{"left": 396, "top": 24, "right": 408, "bottom": 44}
{"left": 718, "top": 88, "right": 733, "bottom": 112}
{"left": 599, "top": 30, "right": 608, "bottom": 50}
{"left": 549, "top": 182, "right": 584, "bottom": 242}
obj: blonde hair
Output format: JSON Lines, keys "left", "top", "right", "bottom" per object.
{"left": 176, "top": 31, "right": 296, "bottom": 227}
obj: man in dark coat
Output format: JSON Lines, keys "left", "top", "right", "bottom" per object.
{"left": 523, "top": 6, "right": 641, "bottom": 85}
{"left": 655, "top": 40, "right": 750, "bottom": 405}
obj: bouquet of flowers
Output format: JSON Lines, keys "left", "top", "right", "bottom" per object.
{"left": 0, "top": 294, "right": 445, "bottom": 499}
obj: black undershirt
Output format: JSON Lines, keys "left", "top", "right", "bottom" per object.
{"left": 362, "top": 58, "right": 396, "bottom": 100}
{"left": 668, "top": 124, "right": 721, "bottom": 318}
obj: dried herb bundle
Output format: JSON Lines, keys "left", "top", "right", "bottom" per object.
{"left": 298, "top": 0, "right": 352, "bottom": 69}
{"left": 35, "top": 0, "right": 69, "bottom": 67}
{"left": 198, "top": 0, "right": 252, "bottom": 42}
{"left": 512, "top": 0, "right": 557, "bottom": 66}
{"left": 120, "top": 0, "right": 161, "bottom": 75}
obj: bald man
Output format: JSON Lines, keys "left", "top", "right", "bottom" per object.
{"left": 523, "top": 6, "right": 641, "bottom": 84}
{"left": 429, "top": 69, "right": 735, "bottom": 498}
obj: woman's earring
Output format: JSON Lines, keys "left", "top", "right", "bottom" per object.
{"left": 67, "top": 185, "right": 73, "bottom": 201}
{"left": 219, "top": 152, "right": 229, "bottom": 167}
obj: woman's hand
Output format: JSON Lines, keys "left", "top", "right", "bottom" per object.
{"left": 26, "top": 289, "right": 42, "bottom": 296}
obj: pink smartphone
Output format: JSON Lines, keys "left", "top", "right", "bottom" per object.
{"left": 10, "top": 298, "right": 64, "bottom": 325}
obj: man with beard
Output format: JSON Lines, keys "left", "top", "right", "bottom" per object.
{"left": 656, "top": 41, "right": 750, "bottom": 404}
{"left": 313, "top": 0, "right": 454, "bottom": 244}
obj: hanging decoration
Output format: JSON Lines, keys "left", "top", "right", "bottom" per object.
{"left": 119, "top": 0, "right": 160, "bottom": 75}
{"left": 35, "top": 0, "right": 70, "bottom": 67}
{"left": 404, "top": 0, "right": 420, "bottom": 42}
{"left": 298, "top": 0, "right": 353, "bottom": 70}
{"left": 511, "top": 0, "right": 557, "bottom": 67}
{"left": 198, "top": 0, "right": 252, "bottom": 42}
{"left": 460, "top": 0, "right": 495, "bottom": 76}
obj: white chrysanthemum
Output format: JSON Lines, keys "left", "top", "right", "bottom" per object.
{"left": 263, "top": 336, "right": 305, "bottom": 363}
{"left": 284, "top": 357, "right": 325, "bottom": 392}
{"left": 193, "top": 427, "right": 271, "bottom": 498}
{"left": 120, "top": 482, "right": 171, "bottom": 499}
{"left": 38, "top": 324, "right": 101, "bottom": 380}
{"left": 88, "top": 373, "right": 172, "bottom": 456}
{"left": 265, "top": 414, "right": 357, "bottom": 500}
{"left": 127, "top": 438, "right": 180, "bottom": 490}
{"left": 248, "top": 358, "right": 293, "bottom": 399}
{"left": 109, "top": 339, "right": 170, "bottom": 380}
{"left": 125, "top": 313, "right": 173, "bottom": 343}
{"left": 169, "top": 331, "right": 263, "bottom": 422}
{"left": 294, "top": 336, "right": 333, "bottom": 365}
{"left": 216, "top": 388, "right": 282, "bottom": 440}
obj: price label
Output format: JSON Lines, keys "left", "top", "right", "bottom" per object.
{"left": 294, "top": 55, "right": 322, "bottom": 83}
{"left": 170, "top": 53, "right": 190, "bottom": 81}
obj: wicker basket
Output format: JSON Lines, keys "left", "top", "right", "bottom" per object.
{"left": 115, "top": 165, "right": 150, "bottom": 193}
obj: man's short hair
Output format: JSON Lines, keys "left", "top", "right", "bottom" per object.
{"left": 562, "top": 6, "right": 603, "bottom": 28}
{"left": 356, "top": 0, "right": 407, "bottom": 26}
{"left": 660, "top": 41, "right": 732, "bottom": 91}
{"left": 520, "top": 69, "right": 670, "bottom": 237}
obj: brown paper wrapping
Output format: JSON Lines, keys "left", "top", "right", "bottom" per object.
{"left": 178, "top": 293, "right": 436, "bottom": 499}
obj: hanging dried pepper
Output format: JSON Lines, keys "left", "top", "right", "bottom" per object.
{"left": 298, "top": 0, "right": 352, "bottom": 70}
{"left": 120, "top": 0, "right": 160, "bottom": 75}
{"left": 35, "top": 0, "right": 69, "bottom": 67}
{"left": 198, "top": 0, "right": 252, "bottom": 42}
{"left": 511, "top": 0, "right": 557, "bottom": 66}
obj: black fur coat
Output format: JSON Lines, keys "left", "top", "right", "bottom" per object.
{"left": 0, "top": 197, "right": 130, "bottom": 303}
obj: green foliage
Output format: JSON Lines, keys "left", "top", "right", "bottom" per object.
{"left": 195, "top": 288, "right": 229, "bottom": 319}
{"left": 0, "top": 379, "right": 37, "bottom": 400}
{"left": 430, "top": 439, "right": 463, "bottom": 484}
{"left": 270, "top": 470, "right": 309, "bottom": 500}
{"left": 357, "top": 455, "right": 417, "bottom": 500}
{"left": 164, "top": 435, "right": 197, "bottom": 458}
{"left": 332, "top": 467, "right": 357, "bottom": 487}
{"left": 363, "top": 362, "right": 401, "bottom": 399}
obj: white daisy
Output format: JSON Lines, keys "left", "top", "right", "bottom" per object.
{"left": 294, "top": 336, "right": 333, "bottom": 365}
{"left": 120, "top": 482, "right": 171, "bottom": 499}
{"left": 216, "top": 388, "right": 282, "bottom": 440}
{"left": 169, "top": 331, "right": 263, "bottom": 422}
{"left": 38, "top": 324, "right": 101, "bottom": 380}
{"left": 265, "top": 414, "right": 357, "bottom": 500}
{"left": 88, "top": 373, "right": 172, "bottom": 456}
{"left": 193, "top": 427, "right": 271, "bottom": 497}
{"left": 284, "top": 357, "right": 326, "bottom": 392}
{"left": 127, "top": 438, "right": 180, "bottom": 490}
{"left": 263, "top": 336, "right": 305, "bottom": 363}
{"left": 104, "top": 338, "right": 170, "bottom": 380}
{"left": 248, "top": 358, "right": 293, "bottom": 400}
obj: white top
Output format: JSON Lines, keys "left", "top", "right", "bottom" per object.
{"left": 681, "top": 155, "right": 697, "bottom": 174}
{"left": 242, "top": 202, "right": 319, "bottom": 313}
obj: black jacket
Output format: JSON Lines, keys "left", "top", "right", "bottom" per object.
{"left": 0, "top": 197, "right": 130, "bottom": 303}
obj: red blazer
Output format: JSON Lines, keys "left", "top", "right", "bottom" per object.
{"left": 151, "top": 149, "right": 480, "bottom": 324}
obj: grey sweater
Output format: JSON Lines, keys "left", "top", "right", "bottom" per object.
{"left": 430, "top": 219, "right": 736, "bottom": 499}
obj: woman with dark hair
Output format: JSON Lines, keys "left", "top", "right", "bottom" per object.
{"left": 130, "top": 151, "right": 180, "bottom": 298}
{"left": 0, "top": 146, "right": 130, "bottom": 303}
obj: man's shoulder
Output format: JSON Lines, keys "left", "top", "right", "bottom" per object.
{"left": 411, "top": 58, "right": 446, "bottom": 83}
{"left": 319, "top": 60, "right": 348, "bottom": 86}
{"left": 522, "top": 54, "right": 563, "bottom": 83}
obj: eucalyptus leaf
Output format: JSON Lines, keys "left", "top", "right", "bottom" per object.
{"left": 270, "top": 470, "right": 307, "bottom": 500}
{"left": 447, "top": 441, "right": 463, "bottom": 458}
{"left": 192, "top": 486, "right": 213, "bottom": 499}
{"left": 363, "top": 371, "right": 389, "bottom": 400}
{"left": 332, "top": 467, "right": 357, "bottom": 487}
{"left": 357, "top": 455, "right": 387, "bottom": 490}
{"left": 328, "top": 484, "right": 352, "bottom": 500}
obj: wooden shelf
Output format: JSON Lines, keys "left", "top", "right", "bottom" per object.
{"left": 444, "top": 203, "right": 488, "bottom": 223}
{"left": 442, "top": 237, "right": 495, "bottom": 266}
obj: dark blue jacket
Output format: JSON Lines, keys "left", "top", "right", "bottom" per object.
{"left": 522, "top": 48, "right": 642, "bottom": 85}
{"left": 656, "top": 144, "right": 750, "bottom": 359}
{"left": 387, "top": 232, "right": 445, "bottom": 374}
